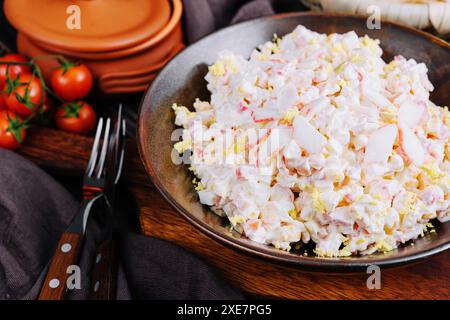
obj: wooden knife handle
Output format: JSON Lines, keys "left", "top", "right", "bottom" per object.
{"left": 38, "top": 232, "right": 82, "bottom": 300}
{"left": 89, "top": 238, "right": 117, "bottom": 300}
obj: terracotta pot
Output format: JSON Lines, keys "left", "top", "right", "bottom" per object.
{"left": 99, "top": 43, "right": 185, "bottom": 83}
{"left": 99, "top": 44, "right": 185, "bottom": 94}
{"left": 5, "top": 0, "right": 172, "bottom": 52}
{"left": 17, "top": 22, "right": 183, "bottom": 81}
{"left": 102, "top": 85, "right": 151, "bottom": 95}
{"left": 30, "top": 0, "right": 184, "bottom": 60}
{"left": 8, "top": 0, "right": 184, "bottom": 95}
{"left": 101, "top": 79, "right": 156, "bottom": 95}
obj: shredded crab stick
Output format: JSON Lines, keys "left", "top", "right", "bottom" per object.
{"left": 172, "top": 25, "right": 449, "bottom": 257}
{"left": 364, "top": 124, "right": 398, "bottom": 164}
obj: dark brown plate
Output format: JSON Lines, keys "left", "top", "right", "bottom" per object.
{"left": 138, "top": 12, "right": 450, "bottom": 271}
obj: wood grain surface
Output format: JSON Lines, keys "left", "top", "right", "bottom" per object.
{"left": 19, "top": 127, "right": 450, "bottom": 299}
{"left": 88, "top": 238, "right": 117, "bottom": 300}
{"left": 38, "top": 232, "right": 82, "bottom": 300}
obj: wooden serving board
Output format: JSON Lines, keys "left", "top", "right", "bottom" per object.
{"left": 19, "top": 127, "right": 450, "bottom": 299}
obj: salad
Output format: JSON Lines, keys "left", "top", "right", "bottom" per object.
{"left": 173, "top": 25, "right": 449, "bottom": 257}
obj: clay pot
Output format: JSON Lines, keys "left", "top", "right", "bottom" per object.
{"left": 5, "top": 0, "right": 184, "bottom": 95}
{"left": 5, "top": 0, "right": 172, "bottom": 52}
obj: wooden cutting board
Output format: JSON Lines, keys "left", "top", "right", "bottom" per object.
{"left": 18, "top": 126, "right": 450, "bottom": 299}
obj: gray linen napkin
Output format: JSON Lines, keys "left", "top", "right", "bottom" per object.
{"left": 0, "top": 149, "right": 243, "bottom": 300}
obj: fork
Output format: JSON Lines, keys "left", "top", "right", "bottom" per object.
{"left": 88, "top": 106, "right": 126, "bottom": 300}
{"left": 38, "top": 118, "right": 112, "bottom": 300}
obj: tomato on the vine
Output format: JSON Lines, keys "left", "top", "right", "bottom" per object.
{"left": 50, "top": 61, "right": 93, "bottom": 102}
{"left": 0, "top": 110, "right": 26, "bottom": 150}
{"left": 55, "top": 101, "right": 96, "bottom": 135}
{"left": 0, "top": 94, "right": 6, "bottom": 110}
{"left": 0, "top": 54, "right": 31, "bottom": 90}
{"left": 4, "top": 73, "right": 44, "bottom": 117}
{"left": 41, "top": 95, "right": 55, "bottom": 114}
{"left": 33, "top": 96, "right": 55, "bottom": 126}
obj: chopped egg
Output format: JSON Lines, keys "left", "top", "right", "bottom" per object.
{"left": 209, "top": 62, "right": 226, "bottom": 76}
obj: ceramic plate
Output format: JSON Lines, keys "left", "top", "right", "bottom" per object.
{"left": 138, "top": 13, "right": 450, "bottom": 271}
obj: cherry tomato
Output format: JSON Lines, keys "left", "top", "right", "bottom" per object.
{"left": 0, "top": 94, "right": 6, "bottom": 110}
{"left": 55, "top": 101, "right": 96, "bottom": 135}
{"left": 0, "top": 54, "right": 31, "bottom": 90}
{"left": 0, "top": 110, "right": 26, "bottom": 150}
{"left": 5, "top": 73, "right": 44, "bottom": 117}
{"left": 50, "top": 62, "right": 93, "bottom": 102}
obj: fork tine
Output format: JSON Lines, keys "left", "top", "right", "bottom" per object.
{"left": 117, "top": 104, "right": 123, "bottom": 127}
{"left": 114, "top": 119, "right": 126, "bottom": 184}
{"left": 96, "top": 118, "right": 111, "bottom": 179}
{"left": 86, "top": 118, "right": 104, "bottom": 178}
{"left": 111, "top": 105, "right": 122, "bottom": 155}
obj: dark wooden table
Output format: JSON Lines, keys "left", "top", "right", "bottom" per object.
{"left": 19, "top": 127, "right": 450, "bottom": 299}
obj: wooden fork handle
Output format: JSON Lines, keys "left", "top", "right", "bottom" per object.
{"left": 89, "top": 238, "right": 117, "bottom": 300}
{"left": 38, "top": 232, "right": 82, "bottom": 300}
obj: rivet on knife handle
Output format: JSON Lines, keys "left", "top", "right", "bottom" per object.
{"left": 89, "top": 239, "right": 117, "bottom": 300}
{"left": 38, "top": 232, "right": 82, "bottom": 300}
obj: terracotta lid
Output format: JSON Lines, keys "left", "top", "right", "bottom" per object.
{"left": 4, "top": 0, "right": 171, "bottom": 52}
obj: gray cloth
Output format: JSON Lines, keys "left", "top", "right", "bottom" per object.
{"left": 183, "top": 0, "right": 306, "bottom": 43}
{"left": 0, "top": 150, "right": 77, "bottom": 299}
{"left": 0, "top": 149, "right": 243, "bottom": 300}
{"left": 183, "top": 0, "right": 275, "bottom": 43}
